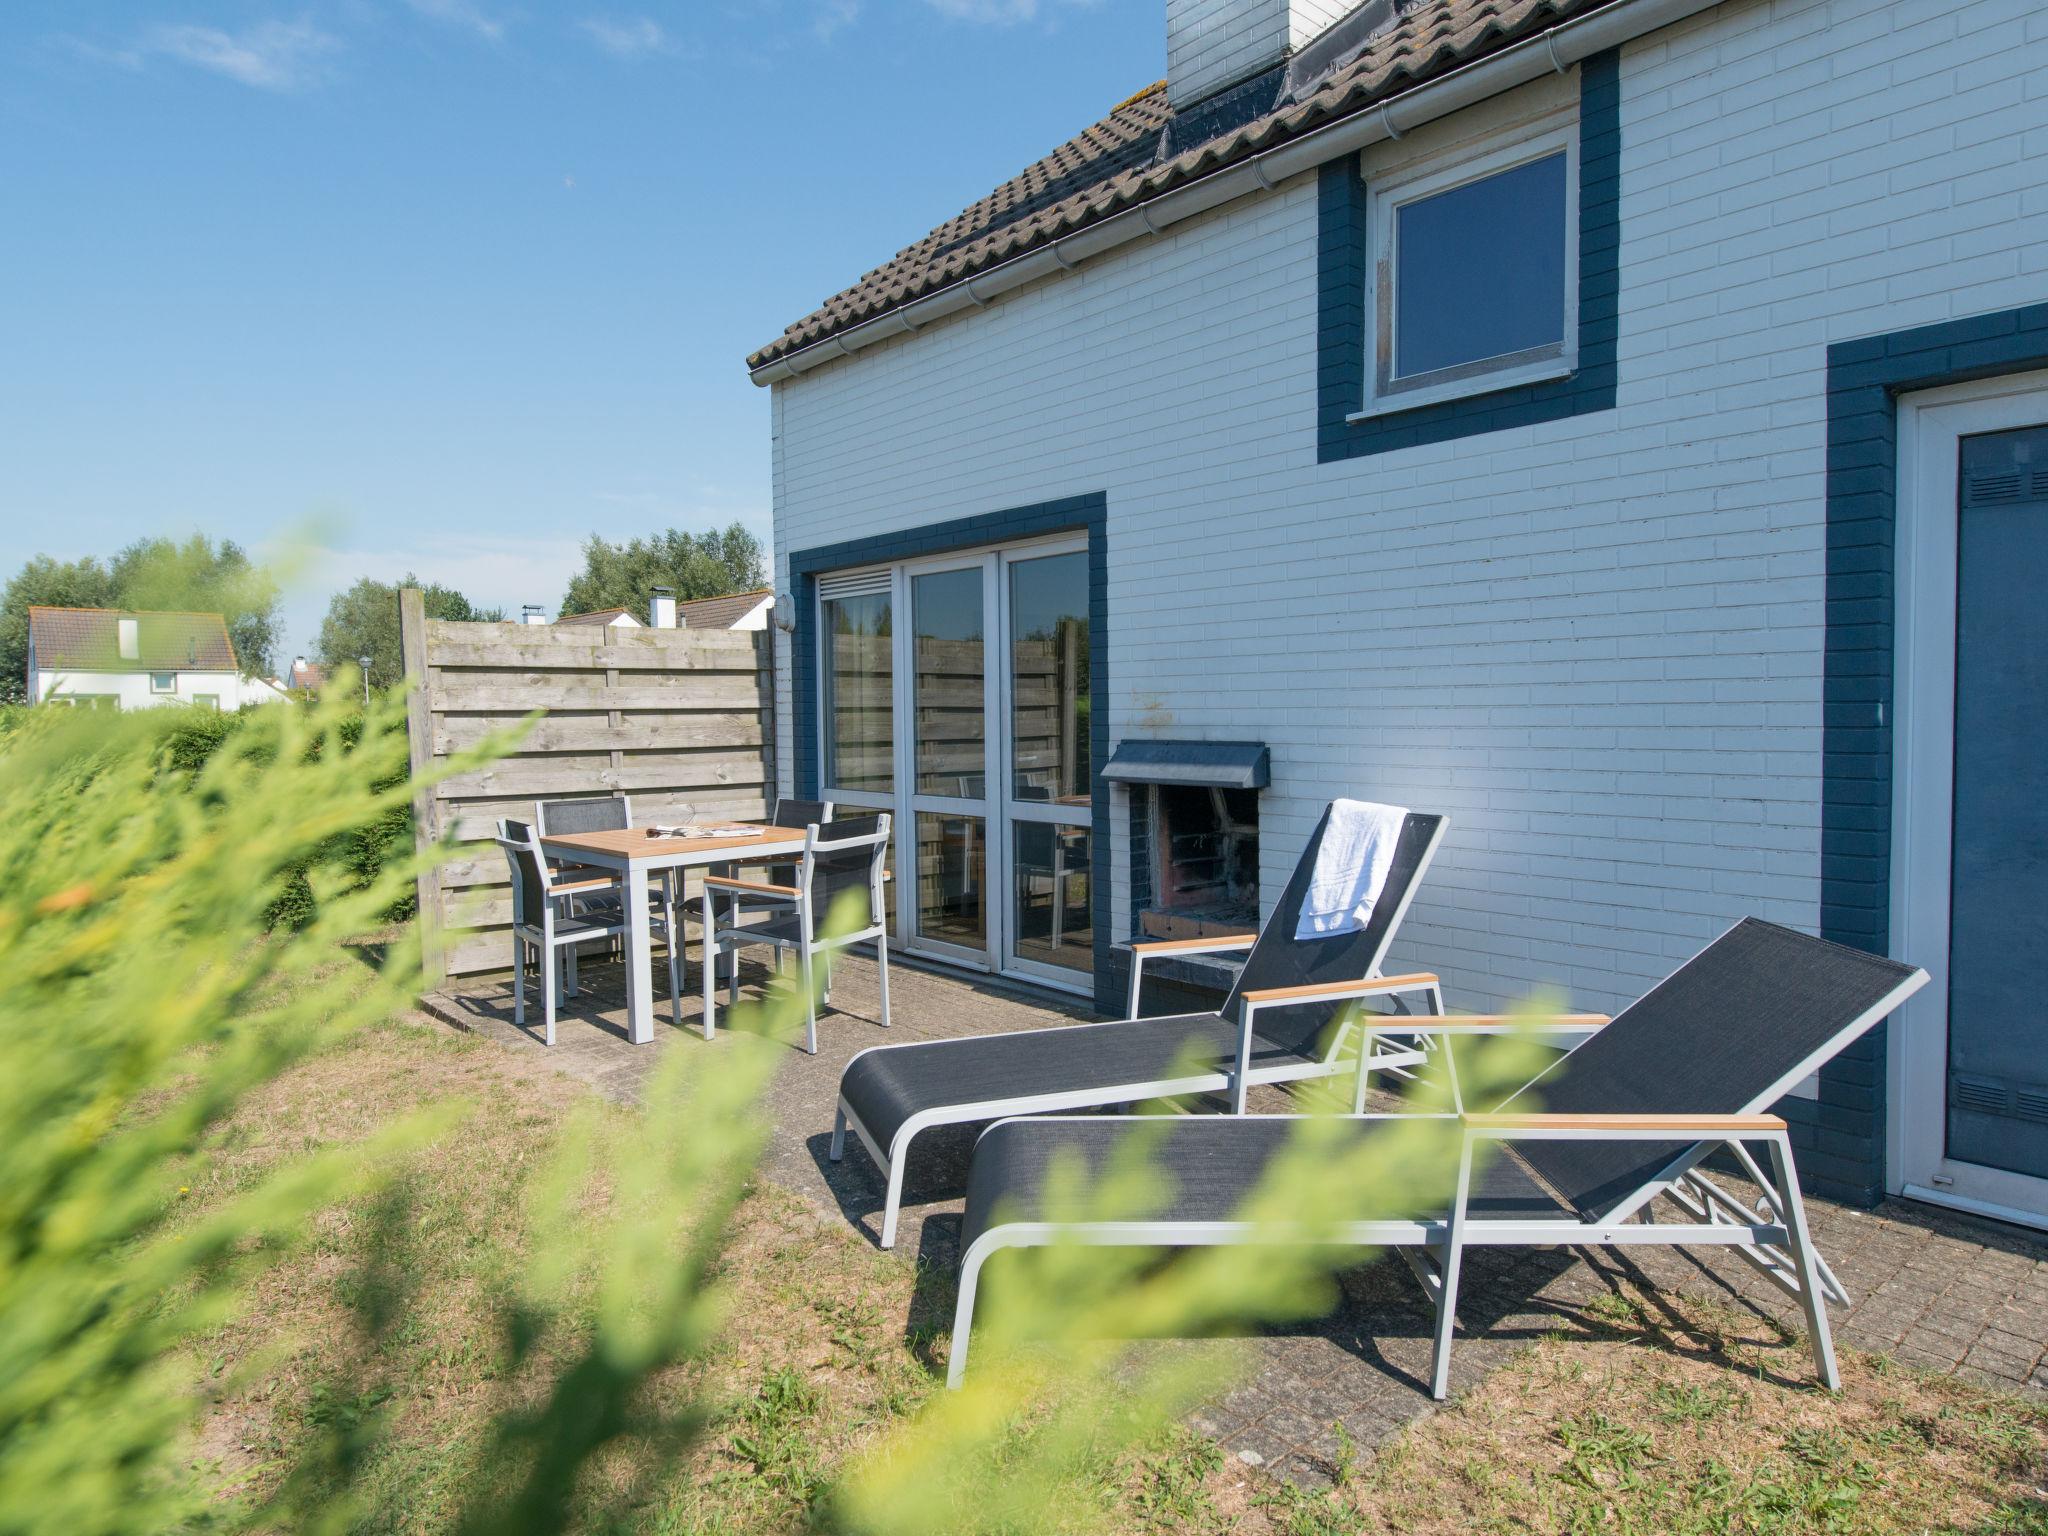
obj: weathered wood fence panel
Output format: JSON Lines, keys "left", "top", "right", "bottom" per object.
{"left": 401, "top": 589, "right": 774, "bottom": 978}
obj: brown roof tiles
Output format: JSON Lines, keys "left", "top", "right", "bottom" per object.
{"left": 27, "top": 607, "right": 240, "bottom": 673}
{"left": 748, "top": 0, "right": 1599, "bottom": 373}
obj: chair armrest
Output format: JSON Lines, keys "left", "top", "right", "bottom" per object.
{"left": 1464, "top": 1112, "right": 1786, "bottom": 1137}
{"left": 702, "top": 875, "right": 799, "bottom": 900}
{"left": 1130, "top": 933, "right": 1256, "bottom": 956}
{"left": 1240, "top": 972, "right": 1439, "bottom": 1006}
{"left": 1360, "top": 1013, "right": 1610, "bottom": 1035}
{"left": 552, "top": 876, "right": 620, "bottom": 895}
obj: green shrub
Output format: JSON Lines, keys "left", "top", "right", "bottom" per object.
{"left": 0, "top": 690, "right": 1545, "bottom": 1535}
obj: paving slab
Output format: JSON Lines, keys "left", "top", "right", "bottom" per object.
{"left": 421, "top": 947, "right": 2048, "bottom": 1485}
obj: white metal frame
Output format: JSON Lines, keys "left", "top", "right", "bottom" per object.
{"left": 699, "top": 814, "right": 893, "bottom": 1055}
{"left": 1351, "top": 109, "right": 1580, "bottom": 420}
{"left": 815, "top": 532, "right": 1093, "bottom": 995}
{"left": 1889, "top": 367, "right": 2048, "bottom": 1230}
{"left": 945, "top": 958, "right": 1933, "bottom": 1396}
{"left": 830, "top": 813, "right": 1454, "bottom": 1249}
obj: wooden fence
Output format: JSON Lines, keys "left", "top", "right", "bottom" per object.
{"left": 399, "top": 589, "right": 775, "bottom": 978}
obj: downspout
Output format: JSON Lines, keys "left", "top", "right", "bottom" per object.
{"left": 750, "top": 0, "right": 1715, "bottom": 387}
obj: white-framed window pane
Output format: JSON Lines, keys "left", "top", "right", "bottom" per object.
{"left": 149, "top": 671, "right": 176, "bottom": 692}
{"left": 912, "top": 567, "right": 985, "bottom": 797}
{"left": 1008, "top": 550, "right": 1089, "bottom": 806}
{"left": 823, "top": 591, "right": 893, "bottom": 794}
{"left": 1394, "top": 150, "right": 1567, "bottom": 380}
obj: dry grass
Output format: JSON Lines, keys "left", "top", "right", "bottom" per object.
{"left": 1129, "top": 1287, "right": 2048, "bottom": 1535}
{"left": 177, "top": 1016, "right": 2047, "bottom": 1535}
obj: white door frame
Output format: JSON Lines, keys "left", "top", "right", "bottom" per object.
{"left": 1888, "top": 366, "right": 2048, "bottom": 1231}
{"left": 816, "top": 531, "right": 1092, "bottom": 996}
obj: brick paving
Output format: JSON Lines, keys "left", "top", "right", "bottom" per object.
{"left": 423, "top": 945, "right": 2048, "bottom": 1486}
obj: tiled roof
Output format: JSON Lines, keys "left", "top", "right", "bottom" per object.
{"left": 749, "top": 0, "right": 1601, "bottom": 372}
{"left": 28, "top": 607, "right": 240, "bottom": 674}
{"left": 555, "top": 607, "right": 636, "bottom": 628}
{"left": 680, "top": 589, "right": 772, "bottom": 629}
{"left": 288, "top": 659, "right": 327, "bottom": 691}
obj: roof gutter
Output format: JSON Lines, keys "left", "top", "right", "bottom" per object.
{"left": 750, "top": 0, "right": 1715, "bottom": 386}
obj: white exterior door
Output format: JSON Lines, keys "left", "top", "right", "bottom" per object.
{"left": 817, "top": 534, "right": 1091, "bottom": 994}
{"left": 1890, "top": 369, "right": 2048, "bottom": 1230}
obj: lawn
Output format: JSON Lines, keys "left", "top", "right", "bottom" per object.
{"left": 183, "top": 1014, "right": 2048, "bottom": 1535}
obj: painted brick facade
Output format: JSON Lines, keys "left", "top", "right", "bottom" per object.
{"left": 768, "top": 0, "right": 2048, "bottom": 1202}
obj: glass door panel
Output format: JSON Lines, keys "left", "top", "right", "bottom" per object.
{"left": 915, "top": 810, "right": 987, "bottom": 948}
{"left": 1007, "top": 550, "right": 1090, "bottom": 807}
{"left": 1010, "top": 821, "right": 1090, "bottom": 975}
{"left": 1001, "top": 547, "right": 1091, "bottom": 987}
{"left": 822, "top": 589, "right": 893, "bottom": 796}
{"left": 912, "top": 567, "right": 986, "bottom": 798}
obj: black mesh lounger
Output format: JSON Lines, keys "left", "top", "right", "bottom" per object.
{"left": 946, "top": 918, "right": 1927, "bottom": 1397}
{"left": 832, "top": 805, "right": 1451, "bottom": 1248}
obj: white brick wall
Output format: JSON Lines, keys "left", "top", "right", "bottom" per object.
{"left": 1167, "top": 0, "right": 1352, "bottom": 104}
{"left": 768, "top": 0, "right": 2048, "bottom": 1015}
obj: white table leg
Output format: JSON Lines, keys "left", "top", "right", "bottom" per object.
{"left": 623, "top": 863, "right": 655, "bottom": 1045}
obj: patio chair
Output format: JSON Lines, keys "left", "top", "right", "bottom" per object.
{"left": 698, "top": 813, "right": 892, "bottom": 1054}
{"left": 495, "top": 818, "right": 684, "bottom": 1045}
{"left": 699, "top": 795, "right": 840, "bottom": 998}
{"left": 832, "top": 805, "right": 1451, "bottom": 1249}
{"left": 945, "top": 918, "right": 1928, "bottom": 1396}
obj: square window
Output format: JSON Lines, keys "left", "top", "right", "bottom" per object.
{"left": 192, "top": 694, "right": 220, "bottom": 710}
{"left": 150, "top": 672, "right": 176, "bottom": 692}
{"left": 1359, "top": 116, "right": 1578, "bottom": 417}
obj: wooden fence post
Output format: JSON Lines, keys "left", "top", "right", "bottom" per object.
{"left": 398, "top": 585, "right": 444, "bottom": 986}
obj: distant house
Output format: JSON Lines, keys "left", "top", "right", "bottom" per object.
{"left": 26, "top": 607, "right": 286, "bottom": 711}
{"left": 284, "top": 656, "right": 327, "bottom": 695}
{"left": 680, "top": 589, "right": 772, "bottom": 631}
{"left": 555, "top": 607, "right": 644, "bottom": 630}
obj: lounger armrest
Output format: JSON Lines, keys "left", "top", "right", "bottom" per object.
{"left": 1463, "top": 1112, "right": 1787, "bottom": 1138}
{"left": 1129, "top": 933, "right": 1256, "bottom": 956}
{"left": 702, "top": 875, "right": 799, "bottom": 901}
{"left": 1239, "top": 972, "right": 1439, "bottom": 1006}
{"left": 1360, "top": 1013, "right": 1610, "bottom": 1035}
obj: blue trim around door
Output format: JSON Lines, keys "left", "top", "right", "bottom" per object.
{"left": 786, "top": 492, "right": 1114, "bottom": 1012}
{"left": 1315, "top": 48, "right": 1621, "bottom": 464}
{"left": 1813, "top": 301, "right": 2048, "bottom": 1205}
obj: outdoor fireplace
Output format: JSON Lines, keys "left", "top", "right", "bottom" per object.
{"left": 1103, "top": 739, "right": 1271, "bottom": 998}
{"left": 1139, "top": 785, "right": 1260, "bottom": 939}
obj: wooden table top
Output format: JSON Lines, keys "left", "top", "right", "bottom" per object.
{"left": 539, "top": 823, "right": 804, "bottom": 861}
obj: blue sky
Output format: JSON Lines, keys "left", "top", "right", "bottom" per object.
{"left": 0, "top": 0, "right": 1158, "bottom": 659}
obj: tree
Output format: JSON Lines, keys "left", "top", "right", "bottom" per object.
{"left": 0, "top": 536, "right": 281, "bottom": 704}
{"left": 108, "top": 534, "right": 283, "bottom": 678}
{"left": 314, "top": 575, "right": 504, "bottom": 691}
{"left": 558, "top": 523, "right": 765, "bottom": 623}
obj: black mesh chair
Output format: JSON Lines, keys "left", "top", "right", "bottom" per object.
{"left": 699, "top": 814, "right": 892, "bottom": 1055}
{"left": 945, "top": 919, "right": 1928, "bottom": 1397}
{"left": 494, "top": 818, "right": 674, "bottom": 1046}
{"left": 534, "top": 795, "right": 679, "bottom": 946}
{"left": 831, "top": 804, "right": 1452, "bottom": 1249}
{"left": 721, "top": 797, "right": 835, "bottom": 892}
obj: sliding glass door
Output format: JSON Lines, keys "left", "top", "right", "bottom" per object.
{"left": 817, "top": 536, "right": 1090, "bottom": 992}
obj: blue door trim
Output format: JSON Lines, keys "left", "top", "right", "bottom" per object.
{"left": 1315, "top": 49, "right": 1620, "bottom": 464}
{"left": 1814, "top": 301, "right": 2048, "bottom": 1205}
{"left": 786, "top": 492, "right": 1114, "bottom": 1012}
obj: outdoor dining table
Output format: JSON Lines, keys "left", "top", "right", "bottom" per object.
{"left": 538, "top": 821, "right": 808, "bottom": 1045}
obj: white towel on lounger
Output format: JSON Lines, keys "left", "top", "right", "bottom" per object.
{"left": 1294, "top": 799, "right": 1409, "bottom": 940}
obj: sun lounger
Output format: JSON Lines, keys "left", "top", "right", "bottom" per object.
{"left": 947, "top": 918, "right": 1926, "bottom": 1395}
{"left": 832, "top": 804, "right": 1450, "bottom": 1248}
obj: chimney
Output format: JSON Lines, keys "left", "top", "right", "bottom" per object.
{"left": 521, "top": 604, "right": 548, "bottom": 626}
{"left": 1166, "top": 0, "right": 1350, "bottom": 107}
{"left": 650, "top": 586, "right": 678, "bottom": 629}
{"left": 117, "top": 616, "right": 139, "bottom": 661}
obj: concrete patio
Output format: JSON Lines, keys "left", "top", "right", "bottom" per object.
{"left": 423, "top": 945, "right": 2048, "bottom": 1486}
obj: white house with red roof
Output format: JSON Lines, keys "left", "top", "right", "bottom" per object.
{"left": 25, "top": 606, "right": 288, "bottom": 711}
